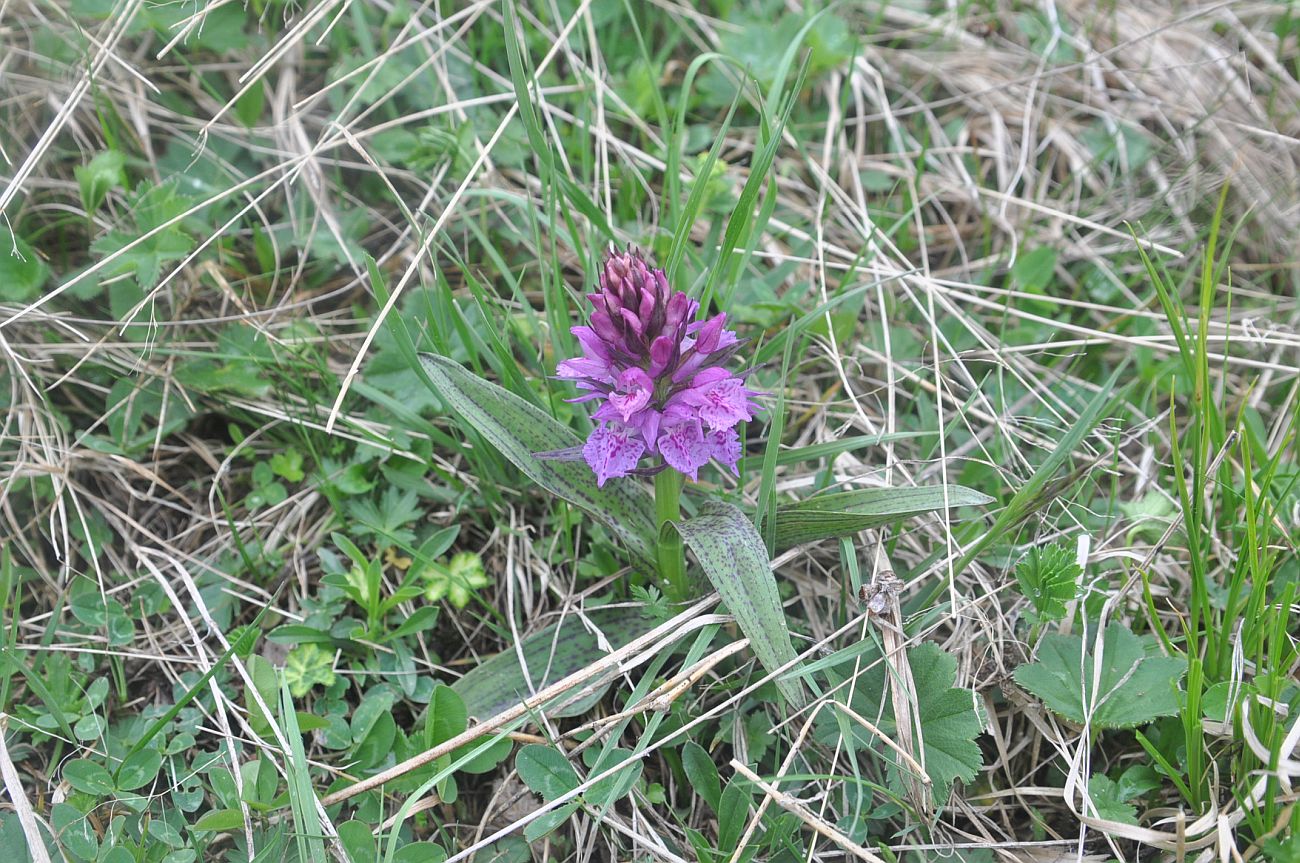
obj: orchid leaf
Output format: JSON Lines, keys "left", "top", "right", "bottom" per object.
{"left": 416, "top": 353, "right": 657, "bottom": 565}
{"left": 773, "top": 484, "right": 993, "bottom": 550}
{"left": 676, "top": 501, "right": 805, "bottom": 706}
{"left": 452, "top": 607, "right": 660, "bottom": 720}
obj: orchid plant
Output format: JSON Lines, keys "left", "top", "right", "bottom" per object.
{"left": 543, "top": 247, "right": 761, "bottom": 600}
{"left": 412, "top": 244, "right": 990, "bottom": 710}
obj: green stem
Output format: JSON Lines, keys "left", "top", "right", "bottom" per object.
{"left": 655, "top": 469, "right": 687, "bottom": 602}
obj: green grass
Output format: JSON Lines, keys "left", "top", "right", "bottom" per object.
{"left": 0, "top": 1, "right": 1297, "bottom": 861}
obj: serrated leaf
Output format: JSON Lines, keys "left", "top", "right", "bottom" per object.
{"left": 821, "top": 643, "right": 983, "bottom": 802}
{"left": 903, "top": 644, "right": 984, "bottom": 797}
{"left": 452, "top": 606, "right": 658, "bottom": 720}
{"left": 1084, "top": 774, "right": 1139, "bottom": 824}
{"left": 515, "top": 744, "right": 579, "bottom": 801}
{"left": 416, "top": 353, "right": 656, "bottom": 565}
{"left": 420, "top": 551, "right": 488, "bottom": 608}
{"left": 1014, "top": 543, "right": 1080, "bottom": 623}
{"left": 774, "top": 485, "right": 993, "bottom": 550}
{"left": 90, "top": 181, "right": 195, "bottom": 293}
{"left": 1013, "top": 624, "right": 1185, "bottom": 728}
{"left": 676, "top": 501, "right": 805, "bottom": 706}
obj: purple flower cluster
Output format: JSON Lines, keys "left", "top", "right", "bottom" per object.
{"left": 557, "top": 248, "right": 761, "bottom": 487}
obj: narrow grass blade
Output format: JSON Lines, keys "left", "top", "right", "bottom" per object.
{"left": 416, "top": 353, "right": 657, "bottom": 566}
{"left": 738, "top": 430, "right": 932, "bottom": 472}
{"left": 676, "top": 501, "right": 805, "bottom": 706}
{"left": 774, "top": 485, "right": 993, "bottom": 550}
{"left": 116, "top": 596, "right": 275, "bottom": 777}
{"left": 281, "top": 678, "right": 329, "bottom": 863}
{"left": 951, "top": 366, "right": 1127, "bottom": 579}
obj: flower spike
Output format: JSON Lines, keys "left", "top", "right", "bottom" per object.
{"left": 555, "top": 246, "right": 762, "bottom": 484}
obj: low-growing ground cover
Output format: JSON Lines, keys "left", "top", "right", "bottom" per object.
{"left": 0, "top": 2, "right": 1296, "bottom": 862}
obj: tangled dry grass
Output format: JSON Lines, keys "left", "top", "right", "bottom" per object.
{"left": 0, "top": 1, "right": 1296, "bottom": 860}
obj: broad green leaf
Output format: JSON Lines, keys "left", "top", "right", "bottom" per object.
{"left": 425, "top": 684, "right": 468, "bottom": 746}
{"left": 387, "top": 606, "right": 439, "bottom": 641}
{"left": 523, "top": 800, "right": 581, "bottom": 842}
{"left": 337, "top": 820, "right": 375, "bottom": 863}
{"left": 515, "top": 744, "right": 579, "bottom": 801}
{"left": 1014, "top": 543, "right": 1080, "bottom": 624}
{"left": 350, "top": 690, "right": 395, "bottom": 745}
{"left": 585, "top": 748, "right": 642, "bottom": 807}
{"left": 73, "top": 713, "right": 106, "bottom": 741}
{"left": 115, "top": 748, "right": 162, "bottom": 791}
{"left": 234, "top": 79, "right": 265, "bottom": 128}
{"left": 425, "top": 685, "right": 513, "bottom": 774}
{"left": 244, "top": 654, "right": 279, "bottom": 736}
{"left": 1011, "top": 246, "right": 1059, "bottom": 293}
{"left": 52, "top": 803, "right": 97, "bottom": 860}
{"left": 75, "top": 150, "right": 126, "bottom": 214}
{"left": 0, "top": 227, "right": 49, "bottom": 302}
{"left": 416, "top": 353, "right": 656, "bottom": 565}
{"left": 392, "top": 843, "right": 447, "bottom": 863}
{"left": 676, "top": 501, "right": 805, "bottom": 706}
{"left": 1013, "top": 624, "right": 1185, "bottom": 728}
{"left": 283, "top": 643, "right": 336, "bottom": 697}
{"left": 681, "top": 742, "right": 721, "bottom": 813}
{"left": 1116, "top": 764, "right": 1162, "bottom": 801}
{"left": 716, "top": 780, "right": 753, "bottom": 853}
{"left": 452, "top": 606, "right": 659, "bottom": 720}
{"left": 191, "top": 809, "right": 245, "bottom": 832}
{"left": 63, "top": 759, "right": 115, "bottom": 796}
{"left": 453, "top": 734, "right": 513, "bottom": 775}
{"left": 774, "top": 485, "right": 992, "bottom": 550}
{"left": 351, "top": 711, "right": 396, "bottom": 770}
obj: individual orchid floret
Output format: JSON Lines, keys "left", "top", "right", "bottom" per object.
{"left": 550, "top": 246, "right": 762, "bottom": 486}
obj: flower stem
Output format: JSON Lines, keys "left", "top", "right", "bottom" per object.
{"left": 654, "top": 470, "right": 688, "bottom": 602}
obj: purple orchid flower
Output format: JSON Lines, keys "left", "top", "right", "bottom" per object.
{"left": 549, "top": 247, "right": 762, "bottom": 487}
